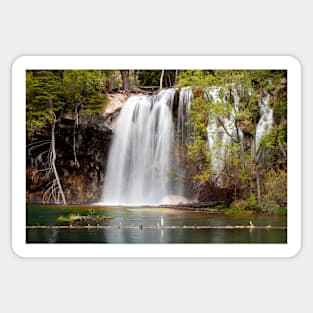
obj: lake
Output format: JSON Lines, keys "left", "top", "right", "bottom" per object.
{"left": 26, "top": 205, "right": 287, "bottom": 244}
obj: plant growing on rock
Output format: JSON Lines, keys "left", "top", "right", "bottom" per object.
{"left": 176, "top": 70, "right": 287, "bottom": 210}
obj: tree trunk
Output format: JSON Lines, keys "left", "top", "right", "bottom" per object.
{"left": 72, "top": 104, "right": 80, "bottom": 168}
{"left": 160, "top": 70, "right": 165, "bottom": 89}
{"left": 120, "top": 70, "right": 130, "bottom": 91}
{"left": 51, "top": 117, "right": 67, "bottom": 204}
{"left": 104, "top": 71, "right": 111, "bottom": 91}
{"left": 133, "top": 70, "right": 138, "bottom": 88}
{"left": 256, "top": 169, "right": 261, "bottom": 204}
{"left": 252, "top": 134, "right": 261, "bottom": 204}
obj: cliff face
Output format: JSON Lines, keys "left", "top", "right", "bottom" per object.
{"left": 26, "top": 113, "right": 114, "bottom": 204}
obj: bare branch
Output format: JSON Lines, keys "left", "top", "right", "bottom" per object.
{"left": 217, "top": 117, "right": 241, "bottom": 143}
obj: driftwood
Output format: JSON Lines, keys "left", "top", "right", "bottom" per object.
{"left": 27, "top": 225, "right": 286, "bottom": 230}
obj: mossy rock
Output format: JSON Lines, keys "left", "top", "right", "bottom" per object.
{"left": 230, "top": 199, "right": 249, "bottom": 210}
{"left": 56, "top": 214, "right": 113, "bottom": 224}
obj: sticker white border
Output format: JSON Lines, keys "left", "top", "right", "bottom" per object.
{"left": 12, "top": 56, "right": 301, "bottom": 258}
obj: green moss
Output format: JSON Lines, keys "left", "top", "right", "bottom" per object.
{"left": 56, "top": 215, "right": 70, "bottom": 222}
{"left": 56, "top": 214, "right": 113, "bottom": 224}
{"left": 224, "top": 208, "right": 256, "bottom": 216}
{"left": 262, "top": 207, "right": 287, "bottom": 215}
{"left": 215, "top": 204, "right": 226, "bottom": 210}
{"left": 276, "top": 207, "right": 287, "bottom": 215}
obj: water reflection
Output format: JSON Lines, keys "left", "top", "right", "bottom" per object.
{"left": 26, "top": 205, "right": 287, "bottom": 244}
{"left": 49, "top": 228, "right": 58, "bottom": 243}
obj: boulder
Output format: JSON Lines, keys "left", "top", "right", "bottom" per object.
{"left": 197, "top": 181, "right": 233, "bottom": 206}
{"left": 230, "top": 199, "right": 249, "bottom": 210}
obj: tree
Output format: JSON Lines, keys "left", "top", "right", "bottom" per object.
{"left": 120, "top": 70, "right": 130, "bottom": 91}
{"left": 138, "top": 70, "right": 177, "bottom": 88}
{"left": 27, "top": 71, "right": 66, "bottom": 203}
{"left": 133, "top": 70, "right": 139, "bottom": 88}
{"left": 160, "top": 70, "right": 164, "bottom": 88}
{"left": 26, "top": 70, "right": 108, "bottom": 204}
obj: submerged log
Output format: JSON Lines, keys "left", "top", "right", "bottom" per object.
{"left": 70, "top": 215, "right": 112, "bottom": 223}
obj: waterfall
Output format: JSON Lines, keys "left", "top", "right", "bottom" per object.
{"left": 206, "top": 87, "right": 243, "bottom": 184}
{"left": 177, "top": 86, "right": 193, "bottom": 141}
{"left": 101, "top": 89, "right": 184, "bottom": 205}
{"left": 101, "top": 85, "right": 273, "bottom": 205}
{"left": 206, "top": 87, "right": 272, "bottom": 183}
{"left": 255, "top": 93, "right": 273, "bottom": 152}
{"left": 176, "top": 87, "right": 194, "bottom": 195}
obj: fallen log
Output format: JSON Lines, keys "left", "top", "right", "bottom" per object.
{"left": 27, "top": 225, "right": 287, "bottom": 230}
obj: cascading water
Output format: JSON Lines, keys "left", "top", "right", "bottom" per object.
{"left": 175, "top": 87, "right": 194, "bottom": 195}
{"left": 177, "top": 87, "right": 193, "bottom": 141}
{"left": 205, "top": 86, "right": 272, "bottom": 183}
{"left": 205, "top": 87, "right": 243, "bottom": 184}
{"left": 101, "top": 85, "right": 273, "bottom": 205}
{"left": 101, "top": 89, "right": 183, "bottom": 205}
{"left": 255, "top": 93, "right": 273, "bottom": 152}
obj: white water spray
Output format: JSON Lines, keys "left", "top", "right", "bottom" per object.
{"left": 175, "top": 87, "right": 194, "bottom": 195}
{"left": 101, "top": 89, "right": 182, "bottom": 205}
{"left": 101, "top": 85, "right": 273, "bottom": 204}
{"left": 255, "top": 93, "right": 273, "bottom": 152}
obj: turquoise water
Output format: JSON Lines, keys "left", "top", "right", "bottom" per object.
{"left": 26, "top": 205, "right": 287, "bottom": 244}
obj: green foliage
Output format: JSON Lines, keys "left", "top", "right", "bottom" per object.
{"left": 247, "top": 194, "right": 258, "bottom": 209}
{"left": 26, "top": 71, "right": 64, "bottom": 133}
{"left": 56, "top": 213, "right": 113, "bottom": 224}
{"left": 274, "top": 207, "right": 287, "bottom": 215}
{"left": 56, "top": 215, "right": 70, "bottom": 222}
{"left": 178, "top": 70, "right": 218, "bottom": 88}
{"left": 185, "top": 96, "right": 211, "bottom": 181}
{"left": 138, "top": 70, "right": 160, "bottom": 86}
{"left": 87, "top": 208, "right": 96, "bottom": 216}
{"left": 224, "top": 208, "right": 256, "bottom": 216}
{"left": 260, "top": 169, "right": 287, "bottom": 212}
{"left": 138, "top": 70, "right": 176, "bottom": 87}
{"left": 260, "top": 124, "right": 287, "bottom": 149}
{"left": 215, "top": 204, "right": 226, "bottom": 210}
{"left": 176, "top": 70, "right": 287, "bottom": 211}
{"left": 62, "top": 70, "right": 106, "bottom": 112}
{"left": 26, "top": 70, "right": 108, "bottom": 134}
{"left": 103, "top": 70, "right": 122, "bottom": 91}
